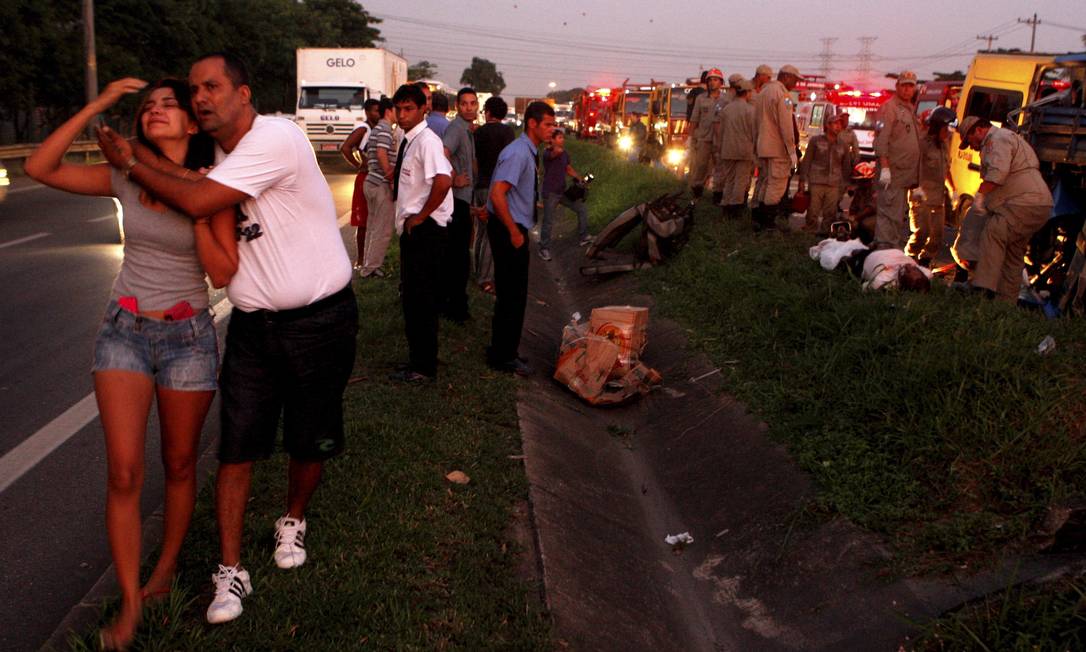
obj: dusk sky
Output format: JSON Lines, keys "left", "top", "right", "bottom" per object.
{"left": 362, "top": 0, "right": 1086, "bottom": 95}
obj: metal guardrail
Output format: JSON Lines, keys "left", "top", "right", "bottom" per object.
{"left": 0, "top": 141, "right": 100, "bottom": 160}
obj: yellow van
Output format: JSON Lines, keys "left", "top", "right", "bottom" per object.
{"left": 950, "top": 52, "right": 1054, "bottom": 220}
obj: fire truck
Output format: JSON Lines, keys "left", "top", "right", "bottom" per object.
{"left": 573, "top": 88, "right": 618, "bottom": 139}
{"left": 825, "top": 85, "right": 894, "bottom": 160}
{"left": 652, "top": 83, "right": 696, "bottom": 172}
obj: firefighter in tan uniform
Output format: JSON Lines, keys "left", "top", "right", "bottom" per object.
{"left": 688, "top": 68, "right": 728, "bottom": 201}
{"left": 752, "top": 64, "right": 802, "bottom": 231}
{"left": 797, "top": 108, "right": 850, "bottom": 233}
{"left": 873, "top": 71, "right": 921, "bottom": 249}
{"left": 836, "top": 112, "right": 859, "bottom": 169}
{"left": 709, "top": 74, "right": 744, "bottom": 204}
{"left": 716, "top": 78, "right": 757, "bottom": 218}
{"left": 959, "top": 116, "right": 1054, "bottom": 300}
{"left": 752, "top": 64, "right": 773, "bottom": 94}
{"left": 907, "top": 107, "right": 955, "bottom": 265}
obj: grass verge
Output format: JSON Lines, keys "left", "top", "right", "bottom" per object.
{"left": 569, "top": 138, "right": 1086, "bottom": 570}
{"left": 911, "top": 573, "right": 1086, "bottom": 651}
{"left": 569, "top": 136, "right": 1086, "bottom": 644}
{"left": 69, "top": 244, "right": 551, "bottom": 649}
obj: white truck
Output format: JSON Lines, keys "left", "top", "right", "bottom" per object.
{"left": 295, "top": 48, "right": 407, "bottom": 155}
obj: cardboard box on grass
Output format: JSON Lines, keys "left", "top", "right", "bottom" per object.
{"left": 589, "top": 306, "right": 649, "bottom": 375}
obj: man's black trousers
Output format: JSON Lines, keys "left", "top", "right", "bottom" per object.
{"left": 440, "top": 198, "right": 473, "bottom": 322}
{"left": 486, "top": 216, "right": 529, "bottom": 364}
{"left": 400, "top": 218, "right": 447, "bottom": 377}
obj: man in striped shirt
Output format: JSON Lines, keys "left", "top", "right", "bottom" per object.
{"left": 360, "top": 97, "right": 399, "bottom": 278}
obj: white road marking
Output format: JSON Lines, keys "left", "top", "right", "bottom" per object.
{"left": 0, "top": 232, "right": 50, "bottom": 249}
{"left": 86, "top": 215, "right": 116, "bottom": 223}
{"left": 0, "top": 207, "right": 352, "bottom": 495}
{"left": 0, "top": 395, "right": 99, "bottom": 494}
{"left": 0, "top": 296, "right": 234, "bottom": 495}
{"left": 7, "top": 184, "right": 45, "bottom": 195}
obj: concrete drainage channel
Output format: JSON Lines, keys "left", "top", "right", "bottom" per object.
{"left": 515, "top": 226, "right": 1084, "bottom": 651}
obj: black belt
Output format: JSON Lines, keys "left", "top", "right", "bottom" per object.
{"left": 241, "top": 284, "right": 353, "bottom": 322}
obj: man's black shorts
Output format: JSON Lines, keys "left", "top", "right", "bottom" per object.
{"left": 219, "top": 285, "right": 358, "bottom": 463}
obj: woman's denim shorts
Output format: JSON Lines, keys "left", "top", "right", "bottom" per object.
{"left": 92, "top": 300, "right": 219, "bottom": 391}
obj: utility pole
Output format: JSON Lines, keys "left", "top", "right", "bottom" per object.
{"left": 857, "top": 36, "right": 877, "bottom": 82}
{"left": 976, "top": 34, "right": 999, "bottom": 51}
{"left": 82, "top": 0, "right": 98, "bottom": 106}
{"left": 819, "top": 37, "right": 838, "bottom": 80}
{"left": 82, "top": 0, "right": 98, "bottom": 138}
{"left": 1018, "top": 13, "right": 1041, "bottom": 52}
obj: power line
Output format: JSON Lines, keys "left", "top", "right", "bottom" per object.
{"left": 1044, "top": 20, "right": 1086, "bottom": 33}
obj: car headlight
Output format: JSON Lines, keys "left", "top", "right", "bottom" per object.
{"left": 617, "top": 135, "right": 634, "bottom": 152}
{"left": 665, "top": 148, "right": 685, "bottom": 166}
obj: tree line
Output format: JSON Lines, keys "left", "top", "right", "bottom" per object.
{"left": 0, "top": 0, "right": 381, "bottom": 143}
{"left": 408, "top": 58, "right": 508, "bottom": 96}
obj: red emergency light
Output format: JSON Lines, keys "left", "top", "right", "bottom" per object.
{"left": 828, "top": 88, "right": 893, "bottom": 110}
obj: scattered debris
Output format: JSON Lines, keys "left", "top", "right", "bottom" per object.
{"left": 715, "top": 529, "right": 730, "bottom": 538}
{"left": 581, "top": 192, "right": 694, "bottom": 275}
{"left": 1037, "top": 335, "right": 1056, "bottom": 355}
{"left": 445, "top": 471, "right": 471, "bottom": 485}
{"left": 665, "top": 532, "right": 695, "bottom": 548}
{"left": 554, "top": 307, "right": 661, "bottom": 405}
{"left": 689, "top": 368, "right": 721, "bottom": 383}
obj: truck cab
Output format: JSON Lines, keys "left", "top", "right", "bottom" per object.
{"left": 1013, "top": 53, "right": 1086, "bottom": 310}
{"left": 949, "top": 52, "right": 1055, "bottom": 219}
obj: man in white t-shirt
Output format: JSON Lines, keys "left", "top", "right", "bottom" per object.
{"left": 389, "top": 83, "right": 453, "bottom": 383}
{"left": 97, "top": 52, "right": 357, "bottom": 625}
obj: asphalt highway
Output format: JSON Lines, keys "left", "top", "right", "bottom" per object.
{"left": 0, "top": 165, "right": 356, "bottom": 651}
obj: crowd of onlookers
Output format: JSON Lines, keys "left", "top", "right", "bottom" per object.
{"left": 341, "top": 81, "right": 593, "bottom": 381}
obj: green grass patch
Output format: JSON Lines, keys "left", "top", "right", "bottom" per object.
{"left": 567, "top": 138, "right": 1086, "bottom": 572}
{"left": 69, "top": 245, "right": 551, "bottom": 649}
{"left": 568, "top": 138, "right": 684, "bottom": 232}
{"left": 911, "top": 574, "right": 1086, "bottom": 651}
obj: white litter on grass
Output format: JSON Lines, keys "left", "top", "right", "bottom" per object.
{"left": 688, "top": 368, "right": 721, "bottom": 383}
{"left": 665, "top": 532, "right": 694, "bottom": 545}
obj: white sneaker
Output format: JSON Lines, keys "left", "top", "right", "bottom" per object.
{"left": 274, "top": 515, "right": 307, "bottom": 569}
{"left": 206, "top": 564, "right": 252, "bottom": 624}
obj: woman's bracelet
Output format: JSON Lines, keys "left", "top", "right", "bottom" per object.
{"left": 122, "top": 156, "right": 138, "bottom": 180}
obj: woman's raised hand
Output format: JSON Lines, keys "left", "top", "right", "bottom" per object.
{"left": 94, "top": 78, "right": 148, "bottom": 109}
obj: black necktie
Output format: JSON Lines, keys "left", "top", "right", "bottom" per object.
{"left": 392, "top": 136, "right": 408, "bottom": 201}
